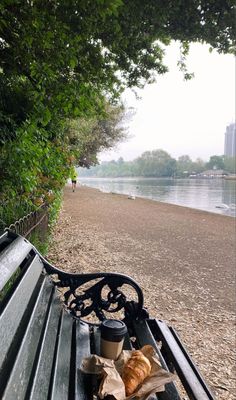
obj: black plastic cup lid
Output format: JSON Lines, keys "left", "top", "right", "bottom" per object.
{"left": 101, "top": 319, "right": 127, "bottom": 342}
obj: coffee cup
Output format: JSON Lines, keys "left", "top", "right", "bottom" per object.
{"left": 100, "top": 319, "right": 127, "bottom": 360}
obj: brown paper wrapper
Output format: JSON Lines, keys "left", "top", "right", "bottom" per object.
{"left": 80, "top": 345, "right": 175, "bottom": 400}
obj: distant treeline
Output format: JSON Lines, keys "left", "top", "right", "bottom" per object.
{"left": 78, "top": 150, "right": 236, "bottom": 178}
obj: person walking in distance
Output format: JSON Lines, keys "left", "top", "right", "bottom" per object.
{"left": 70, "top": 166, "right": 78, "bottom": 192}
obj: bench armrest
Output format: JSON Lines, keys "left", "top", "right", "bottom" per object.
{"left": 38, "top": 253, "right": 149, "bottom": 324}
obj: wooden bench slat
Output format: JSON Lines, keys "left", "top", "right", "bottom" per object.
{"left": 0, "top": 236, "right": 33, "bottom": 291}
{"left": 92, "top": 325, "right": 101, "bottom": 355}
{"left": 50, "top": 311, "right": 74, "bottom": 400}
{"left": 28, "top": 292, "right": 62, "bottom": 400}
{"left": 0, "top": 231, "right": 9, "bottom": 247}
{"left": 74, "top": 321, "right": 91, "bottom": 400}
{"left": 90, "top": 326, "right": 102, "bottom": 396}
{"left": 0, "top": 255, "right": 43, "bottom": 369}
{"left": 1, "top": 277, "right": 54, "bottom": 399}
{"left": 133, "top": 320, "right": 181, "bottom": 400}
{"left": 151, "top": 319, "right": 215, "bottom": 400}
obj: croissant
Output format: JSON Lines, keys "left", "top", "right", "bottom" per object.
{"left": 122, "top": 350, "right": 152, "bottom": 396}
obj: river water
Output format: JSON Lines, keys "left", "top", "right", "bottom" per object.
{"left": 80, "top": 177, "right": 236, "bottom": 217}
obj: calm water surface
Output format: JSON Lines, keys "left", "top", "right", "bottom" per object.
{"left": 80, "top": 177, "right": 236, "bottom": 217}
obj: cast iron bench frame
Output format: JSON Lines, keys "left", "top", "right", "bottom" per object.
{"left": 0, "top": 230, "right": 215, "bottom": 400}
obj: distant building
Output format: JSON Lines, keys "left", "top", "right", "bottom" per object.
{"left": 199, "top": 169, "right": 228, "bottom": 178}
{"left": 224, "top": 123, "right": 236, "bottom": 157}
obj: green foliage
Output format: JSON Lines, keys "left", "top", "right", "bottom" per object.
{"left": 134, "top": 150, "right": 177, "bottom": 177}
{"left": 0, "top": 1, "right": 235, "bottom": 231}
{"left": 176, "top": 155, "right": 194, "bottom": 177}
{"left": 206, "top": 155, "right": 225, "bottom": 170}
{"left": 79, "top": 149, "right": 177, "bottom": 178}
{"left": 64, "top": 103, "right": 128, "bottom": 167}
{"left": 79, "top": 151, "right": 234, "bottom": 178}
{"left": 0, "top": 269, "right": 20, "bottom": 303}
{"left": 48, "top": 190, "right": 63, "bottom": 230}
{"left": 0, "top": 1, "right": 235, "bottom": 142}
{"left": 224, "top": 157, "right": 236, "bottom": 174}
{"left": 0, "top": 120, "right": 70, "bottom": 229}
{"left": 28, "top": 191, "right": 63, "bottom": 255}
{"left": 28, "top": 231, "right": 49, "bottom": 256}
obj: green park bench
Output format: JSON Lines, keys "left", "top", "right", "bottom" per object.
{"left": 0, "top": 230, "right": 215, "bottom": 400}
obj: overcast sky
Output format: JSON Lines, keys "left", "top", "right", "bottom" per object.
{"left": 100, "top": 42, "right": 235, "bottom": 163}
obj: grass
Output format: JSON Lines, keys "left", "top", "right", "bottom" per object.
{"left": 0, "top": 269, "right": 21, "bottom": 302}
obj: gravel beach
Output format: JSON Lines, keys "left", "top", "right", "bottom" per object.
{"left": 48, "top": 184, "right": 236, "bottom": 400}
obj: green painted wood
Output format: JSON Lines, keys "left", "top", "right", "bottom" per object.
{"left": 0, "top": 232, "right": 9, "bottom": 247}
{"left": 74, "top": 321, "right": 91, "bottom": 400}
{"left": 1, "top": 277, "right": 54, "bottom": 399}
{"left": 153, "top": 320, "right": 214, "bottom": 400}
{"left": 28, "top": 291, "right": 62, "bottom": 400}
{"left": 90, "top": 325, "right": 102, "bottom": 397}
{"left": 92, "top": 325, "right": 101, "bottom": 356}
{"left": 133, "top": 320, "right": 181, "bottom": 400}
{"left": 0, "top": 255, "right": 43, "bottom": 369}
{"left": 50, "top": 310, "right": 73, "bottom": 400}
{"left": 0, "top": 236, "right": 33, "bottom": 290}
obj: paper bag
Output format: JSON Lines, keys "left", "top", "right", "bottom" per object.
{"left": 80, "top": 345, "right": 175, "bottom": 400}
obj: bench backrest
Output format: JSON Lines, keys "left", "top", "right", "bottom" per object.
{"left": 0, "top": 231, "right": 59, "bottom": 399}
{"left": 0, "top": 231, "right": 143, "bottom": 400}
{"left": 0, "top": 231, "right": 34, "bottom": 291}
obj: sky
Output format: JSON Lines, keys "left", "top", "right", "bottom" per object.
{"left": 99, "top": 42, "right": 235, "bottom": 163}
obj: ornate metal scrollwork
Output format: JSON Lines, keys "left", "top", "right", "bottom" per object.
{"left": 41, "top": 256, "right": 149, "bottom": 324}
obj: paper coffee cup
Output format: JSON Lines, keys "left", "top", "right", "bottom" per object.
{"left": 100, "top": 319, "right": 127, "bottom": 360}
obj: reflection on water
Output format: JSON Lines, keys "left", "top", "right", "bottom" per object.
{"left": 80, "top": 178, "right": 236, "bottom": 217}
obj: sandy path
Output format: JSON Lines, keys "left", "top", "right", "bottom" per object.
{"left": 48, "top": 185, "right": 236, "bottom": 399}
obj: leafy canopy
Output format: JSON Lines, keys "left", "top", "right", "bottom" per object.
{"left": 0, "top": 0, "right": 235, "bottom": 225}
{"left": 0, "top": 0, "right": 235, "bottom": 139}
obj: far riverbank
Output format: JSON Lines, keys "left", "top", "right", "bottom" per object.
{"left": 48, "top": 185, "right": 235, "bottom": 400}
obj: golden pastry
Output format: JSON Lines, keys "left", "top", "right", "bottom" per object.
{"left": 122, "top": 350, "right": 151, "bottom": 396}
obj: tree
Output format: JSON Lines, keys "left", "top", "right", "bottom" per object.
{"left": 0, "top": 1, "right": 235, "bottom": 142}
{"left": 206, "top": 155, "right": 225, "bottom": 170}
{"left": 176, "top": 155, "right": 194, "bottom": 177}
{"left": 135, "top": 149, "right": 176, "bottom": 177}
{"left": 224, "top": 157, "right": 236, "bottom": 173}
{"left": 192, "top": 158, "right": 206, "bottom": 174}
{"left": 118, "top": 157, "right": 124, "bottom": 165}
{"left": 64, "top": 103, "right": 127, "bottom": 167}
